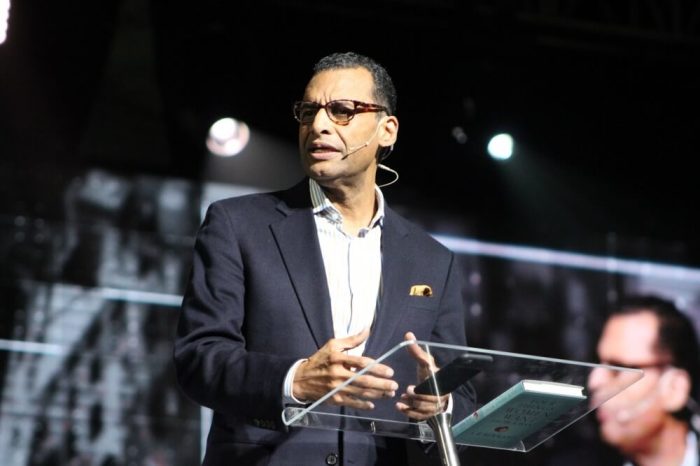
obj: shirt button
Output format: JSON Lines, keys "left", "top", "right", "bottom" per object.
{"left": 325, "top": 453, "right": 338, "bottom": 465}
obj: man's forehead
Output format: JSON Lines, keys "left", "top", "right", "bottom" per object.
{"left": 304, "top": 68, "right": 374, "bottom": 101}
{"left": 598, "top": 311, "right": 659, "bottom": 360}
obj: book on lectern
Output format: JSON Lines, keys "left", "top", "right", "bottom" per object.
{"left": 451, "top": 379, "right": 587, "bottom": 449}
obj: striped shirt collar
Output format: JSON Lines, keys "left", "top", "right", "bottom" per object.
{"left": 309, "top": 178, "right": 385, "bottom": 228}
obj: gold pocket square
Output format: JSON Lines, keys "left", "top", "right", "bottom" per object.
{"left": 409, "top": 285, "right": 433, "bottom": 297}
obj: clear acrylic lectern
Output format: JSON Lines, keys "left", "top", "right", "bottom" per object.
{"left": 282, "top": 340, "right": 643, "bottom": 465}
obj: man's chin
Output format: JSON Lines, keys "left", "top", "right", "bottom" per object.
{"left": 600, "top": 423, "right": 633, "bottom": 450}
{"left": 304, "top": 162, "right": 337, "bottom": 180}
{"left": 308, "top": 169, "right": 351, "bottom": 188}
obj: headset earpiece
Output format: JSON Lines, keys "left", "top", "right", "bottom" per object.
{"left": 378, "top": 144, "right": 394, "bottom": 161}
{"left": 377, "top": 114, "right": 398, "bottom": 161}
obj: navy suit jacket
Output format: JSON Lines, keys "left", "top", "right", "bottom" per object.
{"left": 174, "top": 180, "right": 469, "bottom": 465}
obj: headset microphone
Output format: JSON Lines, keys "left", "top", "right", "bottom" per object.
{"left": 342, "top": 140, "right": 370, "bottom": 159}
{"left": 342, "top": 123, "right": 382, "bottom": 159}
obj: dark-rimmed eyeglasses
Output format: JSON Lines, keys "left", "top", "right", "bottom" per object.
{"left": 601, "top": 359, "right": 669, "bottom": 369}
{"left": 293, "top": 99, "right": 388, "bottom": 126}
{"left": 600, "top": 360, "right": 671, "bottom": 374}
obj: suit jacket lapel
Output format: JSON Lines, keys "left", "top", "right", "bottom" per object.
{"left": 270, "top": 183, "right": 334, "bottom": 349}
{"left": 365, "top": 208, "right": 411, "bottom": 357}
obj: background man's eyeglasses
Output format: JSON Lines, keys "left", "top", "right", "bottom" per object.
{"left": 598, "top": 360, "right": 672, "bottom": 379}
{"left": 293, "top": 99, "right": 388, "bottom": 125}
{"left": 600, "top": 360, "right": 670, "bottom": 370}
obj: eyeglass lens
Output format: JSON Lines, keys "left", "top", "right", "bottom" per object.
{"left": 295, "top": 100, "right": 356, "bottom": 125}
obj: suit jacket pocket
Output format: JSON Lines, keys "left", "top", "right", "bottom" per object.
{"left": 405, "top": 294, "right": 438, "bottom": 311}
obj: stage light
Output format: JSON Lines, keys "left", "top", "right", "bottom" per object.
{"left": 487, "top": 133, "right": 514, "bottom": 161}
{"left": 206, "top": 117, "right": 250, "bottom": 157}
{"left": 0, "top": 0, "right": 10, "bottom": 45}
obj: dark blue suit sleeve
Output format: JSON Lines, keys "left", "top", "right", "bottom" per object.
{"left": 173, "top": 201, "right": 297, "bottom": 429}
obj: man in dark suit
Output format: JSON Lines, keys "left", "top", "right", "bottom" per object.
{"left": 588, "top": 295, "right": 700, "bottom": 466}
{"left": 173, "top": 51, "right": 470, "bottom": 465}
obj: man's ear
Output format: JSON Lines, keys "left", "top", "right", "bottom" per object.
{"left": 660, "top": 368, "right": 691, "bottom": 413}
{"left": 379, "top": 115, "right": 399, "bottom": 149}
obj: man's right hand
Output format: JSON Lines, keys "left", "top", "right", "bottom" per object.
{"left": 292, "top": 328, "right": 399, "bottom": 410}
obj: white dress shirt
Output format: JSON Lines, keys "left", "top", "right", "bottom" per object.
{"left": 283, "top": 179, "right": 384, "bottom": 401}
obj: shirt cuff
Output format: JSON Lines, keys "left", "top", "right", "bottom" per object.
{"left": 283, "top": 359, "right": 309, "bottom": 405}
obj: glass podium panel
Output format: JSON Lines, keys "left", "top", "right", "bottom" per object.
{"left": 282, "top": 340, "right": 643, "bottom": 453}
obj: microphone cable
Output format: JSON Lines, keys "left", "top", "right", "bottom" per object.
{"left": 377, "top": 163, "right": 399, "bottom": 188}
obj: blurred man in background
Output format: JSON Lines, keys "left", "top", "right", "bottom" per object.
{"left": 588, "top": 295, "right": 700, "bottom": 466}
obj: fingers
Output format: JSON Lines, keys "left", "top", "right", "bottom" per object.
{"left": 329, "top": 393, "right": 376, "bottom": 410}
{"left": 332, "top": 327, "right": 371, "bottom": 352}
{"left": 404, "top": 332, "right": 438, "bottom": 383}
{"left": 396, "top": 385, "right": 447, "bottom": 421}
{"left": 404, "top": 331, "right": 433, "bottom": 365}
{"left": 327, "top": 384, "right": 399, "bottom": 410}
{"left": 327, "top": 379, "right": 398, "bottom": 409}
{"left": 331, "top": 355, "right": 399, "bottom": 400}
{"left": 345, "top": 373, "right": 398, "bottom": 397}
{"left": 338, "top": 353, "right": 395, "bottom": 378}
{"left": 293, "top": 332, "right": 398, "bottom": 408}
{"left": 311, "top": 366, "right": 398, "bottom": 410}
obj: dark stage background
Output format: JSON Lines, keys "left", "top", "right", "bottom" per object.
{"left": 1, "top": 1, "right": 700, "bottom": 465}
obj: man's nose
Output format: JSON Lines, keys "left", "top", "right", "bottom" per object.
{"left": 587, "top": 366, "right": 610, "bottom": 391}
{"left": 310, "top": 107, "right": 333, "bottom": 132}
